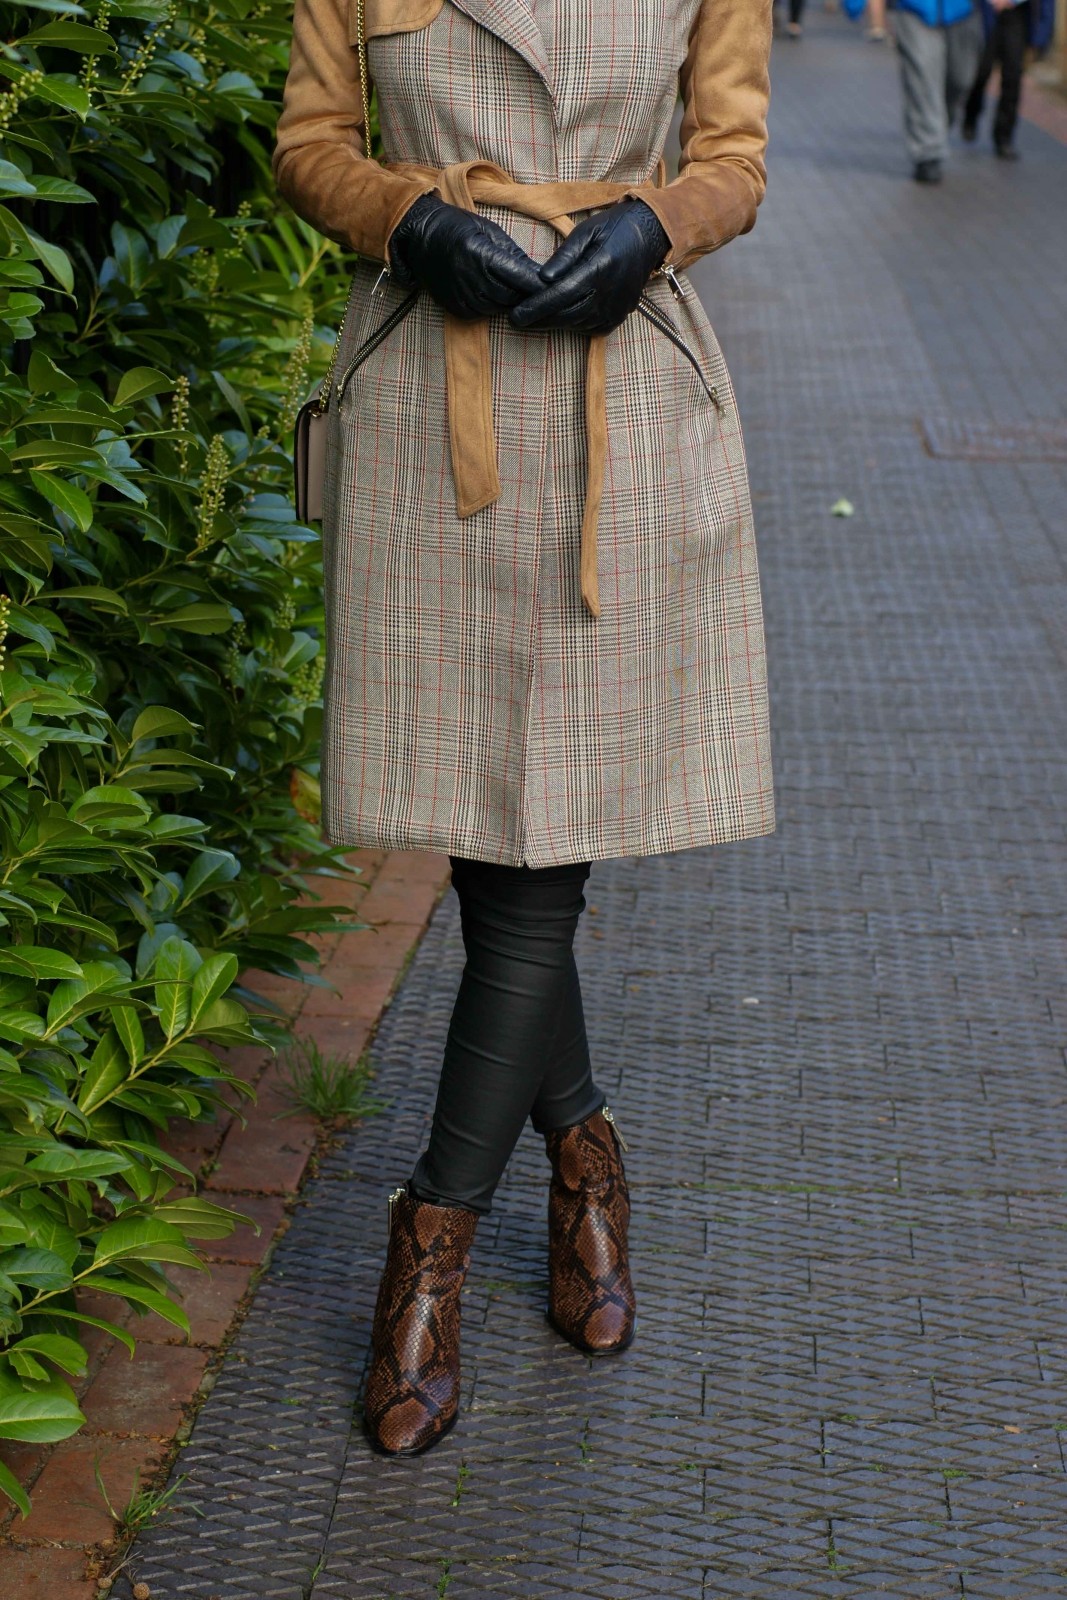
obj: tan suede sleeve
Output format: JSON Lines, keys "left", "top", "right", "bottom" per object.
{"left": 632, "top": 0, "right": 772, "bottom": 271}
{"left": 272, "top": 0, "right": 436, "bottom": 263}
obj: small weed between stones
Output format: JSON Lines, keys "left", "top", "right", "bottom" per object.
{"left": 827, "top": 1521, "right": 844, "bottom": 1572}
{"left": 277, "top": 1037, "right": 385, "bottom": 1124}
{"left": 97, "top": 1465, "right": 191, "bottom": 1540}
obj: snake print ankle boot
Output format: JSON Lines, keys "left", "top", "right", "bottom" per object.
{"left": 362, "top": 1184, "right": 478, "bottom": 1455}
{"left": 544, "top": 1106, "right": 636, "bottom": 1354}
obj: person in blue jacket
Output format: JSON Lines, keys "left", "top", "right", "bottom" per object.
{"left": 963, "top": 0, "right": 1056, "bottom": 159}
{"left": 894, "top": 0, "right": 984, "bottom": 182}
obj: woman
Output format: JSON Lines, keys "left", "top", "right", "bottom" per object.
{"left": 274, "top": 0, "right": 774, "bottom": 1457}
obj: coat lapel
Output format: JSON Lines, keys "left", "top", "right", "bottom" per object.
{"left": 448, "top": 0, "right": 552, "bottom": 95}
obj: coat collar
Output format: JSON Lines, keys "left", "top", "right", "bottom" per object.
{"left": 448, "top": 0, "right": 552, "bottom": 95}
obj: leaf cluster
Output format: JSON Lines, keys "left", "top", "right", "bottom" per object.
{"left": 0, "top": 0, "right": 361, "bottom": 1514}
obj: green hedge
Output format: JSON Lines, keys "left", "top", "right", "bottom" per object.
{"left": 0, "top": 0, "right": 357, "bottom": 1512}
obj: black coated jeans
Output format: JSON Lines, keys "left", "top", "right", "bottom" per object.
{"left": 965, "top": 2, "right": 1030, "bottom": 149}
{"left": 410, "top": 857, "right": 603, "bottom": 1215}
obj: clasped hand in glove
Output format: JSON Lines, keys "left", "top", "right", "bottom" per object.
{"left": 389, "top": 192, "right": 542, "bottom": 318}
{"left": 389, "top": 193, "right": 670, "bottom": 335}
{"left": 509, "top": 199, "right": 670, "bottom": 335}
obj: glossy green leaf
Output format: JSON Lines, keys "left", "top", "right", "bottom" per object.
{"left": 0, "top": 1247, "right": 73, "bottom": 1293}
{"left": 161, "top": 603, "right": 234, "bottom": 634}
{"left": 92, "top": 1215, "right": 197, "bottom": 1268}
{"left": 129, "top": 706, "right": 198, "bottom": 744}
{"left": 113, "top": 367, "right": 173, "bottom": 408}
{"left": 188, "top": 951, "right": 238, "bottom": 1023}
{"left": 0, "top": 1381, "right": 85, "bottom": 1443}
{"left": 6, "top": 1334, "right": 88, "bottom": 1378}
{"left": 111, "top": 1003, "right": 145, "bottom": 1067}
{"left": 45, "top": 963, "right": 125, "bottom": 1034}
{"left": 22, "top": 20, "right": 119, "bottom": 51}
{"left": 27, "top": 472, "right": 93, "bottom": 532}
{"left": 77, "top": 1030, "right": 129, "bottom": 1114}
{"left": 41, "top": 1307, "right": 135, "bottom": 1358}
{"left": 25, "top": 1148, "right": 131, "bottom": 1182}
{"left": 152, "top": 936, "right": 200, "bottom": 1038}
{"left": 152, "top": 1195, "right": 246, "bottom": 1241}
{"left": 21, "top": 1212, "right": 79, "bottom": 1268}
{"left": 77, "top": 1274, "right": 190, "bottom": 1334}
{"left": 178, "top": 849, "right": 240, "bottom": 906}
{"left": 0, "top": 1457, "right": 31, "bottom": 1518}
{"left": 0, "top": 947, "right": 82, "bottom": 982}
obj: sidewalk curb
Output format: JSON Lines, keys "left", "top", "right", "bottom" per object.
{"left": 0, "top": 848, "right": 451, "bottom": 1598}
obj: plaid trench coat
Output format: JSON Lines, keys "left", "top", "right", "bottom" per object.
{"left": 276, "top": 0, "right": 776, "bottom": 867}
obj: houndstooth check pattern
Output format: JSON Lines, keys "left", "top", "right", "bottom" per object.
{"left": 321, "top": 0, "right": 774, "bottom": 867}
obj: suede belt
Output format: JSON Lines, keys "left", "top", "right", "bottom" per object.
{"left": 389, "top": 159, "right": 667, "bottom": 619}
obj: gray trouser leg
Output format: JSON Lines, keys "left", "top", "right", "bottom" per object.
{"left": 895, "top": 10, "right": 949, "bottom": 165}
{"left": 944, "top": 10, "right": 984, "bottom": 128}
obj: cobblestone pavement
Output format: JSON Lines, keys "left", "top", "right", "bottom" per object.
{"left": 114, "top": 18, "right": 1067, "bottom": 1600}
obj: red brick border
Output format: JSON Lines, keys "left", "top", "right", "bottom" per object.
{"left": 1022, "top": 78, "right": 1067, "bottom": 145}
{"left": 0, "top": 848, "right": 451, "bottom": 1597}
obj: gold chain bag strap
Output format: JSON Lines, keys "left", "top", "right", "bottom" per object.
{"left": 293, "top": 0, "right": 372, "bottom": 522}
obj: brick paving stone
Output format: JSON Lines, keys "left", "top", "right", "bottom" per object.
{"left": 129, "top": 1262, "right": 256, "bottom": 1348}
{"left": 0, "top": 1544, "right": 96, "bottom": 1599}
{"left": 289, "top": 1014, "right": 374, "bottom": 1061}
{"left": 204, "top": 1071, "right": 316, "bottom": 1195}
{"left": 18, "top": 1436, "right": 163, "bottom": 1546}
{"left": 80, "top": 1343, "right": 209, "bottom": 1436}
{"left": 356, "top": 863, "right": 449, "bottom": 926}
{"left": 109, "top": 16, "right": 1067, "bottom": 1600}
{"left": 203, "top": 1193, "right": 290, "bottom": 1264}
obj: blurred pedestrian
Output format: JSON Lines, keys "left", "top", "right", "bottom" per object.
{"left": 866, "top": 0, "right": 888, "bottom": 40}
{"left": 962, "top": 0, "right": 1055, "bottom": 160}
{"left": 775, "top": 0, "right": 807, "bottom": 36}
{"left": 894, "top": 0, "right": 984, "bottom": 182}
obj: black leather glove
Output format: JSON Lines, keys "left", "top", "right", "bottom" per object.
{"left": 388, "top": 192, "right": 543, "bottom": 320}
{"left": 508, "top": 199, "right": 670, "bottom": 335}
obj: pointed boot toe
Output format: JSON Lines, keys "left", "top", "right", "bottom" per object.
{"left": 544, "top": 1106, "right": 636, "bottom": 1355}
{"left": 362, "top": 1185, "right": 478, "bottom": 1456}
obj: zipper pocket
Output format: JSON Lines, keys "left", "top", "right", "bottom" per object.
{"left": 336, "top": 289, "right": 420, "bottom": 406}
{"left": 636, "top": 293, "right": 723, "bottom": 411}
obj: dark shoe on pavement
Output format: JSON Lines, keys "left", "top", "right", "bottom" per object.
{"left": 362, "top": 1184, "right": 478, "bottom": 1456}
{"left": 994, "top": 141, "right": 1020, "bottom": 161}
{"left": 544, "top": 1105, "right": 636, "bottom": 1355}
{"left": 913, "top": 159, "right": 943, "bottom": 184}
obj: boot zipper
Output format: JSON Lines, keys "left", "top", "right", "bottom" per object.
{"left": 337, "top": 289, "right": 420, "bottom": 405}
{"left": 601, "top": 1105, "right": 629, "bottom": 1152}
{"left": 636, "top": 293, "right": 723, "bottom": 411}
{"left": 387, "top": 1184, "right": 405, "bottom": 1238}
